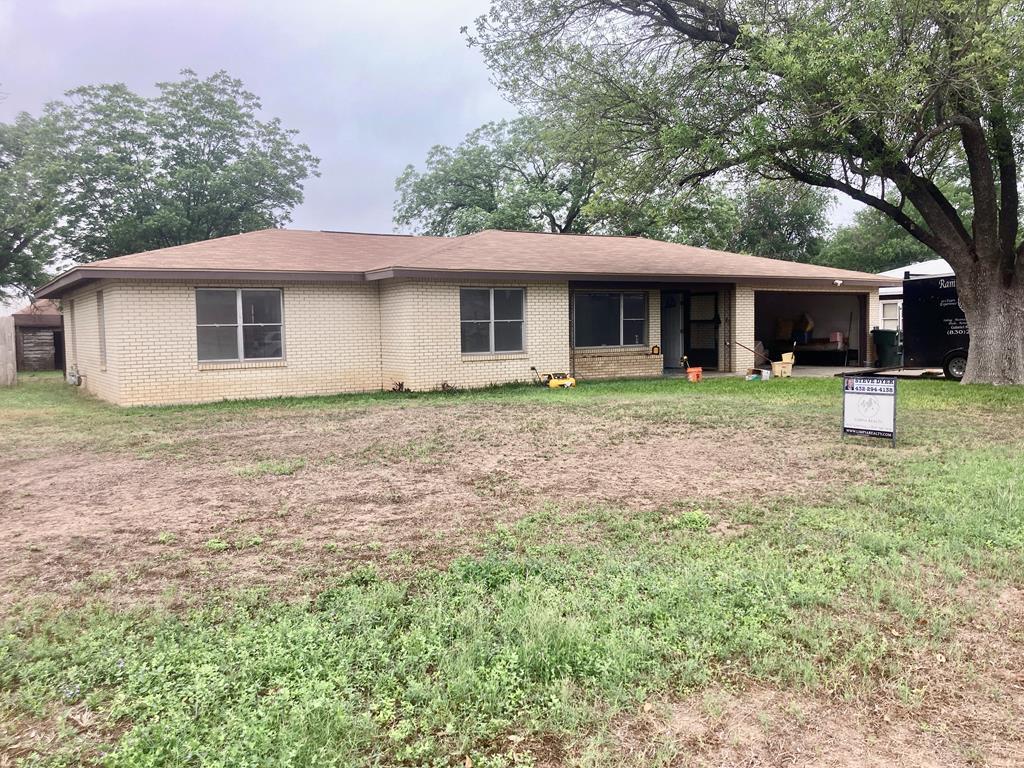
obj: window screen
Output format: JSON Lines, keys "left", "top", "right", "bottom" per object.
{"left": 197, "top": 289, "right": 283, "bottom": 361}
{"left": 460, "top": 288, "right": 524, "bottom": 353}
{"left": 574, "top": 291, "right": 646, "bottom": 347}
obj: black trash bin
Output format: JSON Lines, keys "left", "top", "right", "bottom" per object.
{"left": 871, "top": 328, "right": 901, "bottom": 368}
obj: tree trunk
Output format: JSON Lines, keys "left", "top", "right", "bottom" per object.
{"left": 956, "top": 264, "right": 1024, "bottom": 385}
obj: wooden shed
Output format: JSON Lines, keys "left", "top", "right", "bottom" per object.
{"left": 12, "top": 300, "right": 64, "bottom": 372}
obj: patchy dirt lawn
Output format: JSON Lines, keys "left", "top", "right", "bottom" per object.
{"left": 1, "top": 395, "right": 870, "bottom": 605}
{"left": 2, "top": 375, "right": 1023, "bottom": 767}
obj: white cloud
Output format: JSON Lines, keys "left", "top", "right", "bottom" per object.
{"left": 0, "top": 0, "right": 14, "bottom": 41}
{"left": 52, "top": 0, "right": 173, "bottom": 17}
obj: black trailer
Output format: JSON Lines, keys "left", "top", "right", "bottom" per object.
{"left": 901, "top": 274, "right": 970, "bottom": 380}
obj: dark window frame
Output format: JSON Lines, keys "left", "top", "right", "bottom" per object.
{"left": 459, "top": 287, "right": 526, "bottom": 354}
{"left": 196, "top": 288, "right": 284, "bottom": 362}
{"left": 573, "top": 290, "right": 648, "bottom": 348}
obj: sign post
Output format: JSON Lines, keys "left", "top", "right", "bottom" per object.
{"left": 842, "top": 375, "right": 897, "bottom": 446}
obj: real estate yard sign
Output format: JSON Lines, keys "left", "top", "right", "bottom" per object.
{"left": 842, "top": 375, "right": 897, "bottom": 446}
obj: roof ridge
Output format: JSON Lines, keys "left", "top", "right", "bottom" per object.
{"left": 477, "top": 228, "right": 645, "bottom": 240}
{"left": 319, "top": 229, "right": 423, "bottom": 238}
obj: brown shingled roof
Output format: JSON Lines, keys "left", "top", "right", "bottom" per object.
{"left": 76, "top": 229, "right": 445, "bottom": 273}
{"left": 12, "top": 299, "right": 62, "bottom": 327}
{"left": 35, "top": 228, "right": 896, "bottom": 298}
{"left": 380, "top": 229, "right": 894, "bottom": 284}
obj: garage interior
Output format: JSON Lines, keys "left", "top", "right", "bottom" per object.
{"left": 754, "top": 291, "right": 867, "bottom": 367}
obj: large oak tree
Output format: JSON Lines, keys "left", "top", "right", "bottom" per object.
{"left": 470, "top": 0, "right": 1024, "bottom": 384}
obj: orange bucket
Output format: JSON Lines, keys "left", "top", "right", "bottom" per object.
{"left": 686, "top": 367, "right": 703, "bottom": 383}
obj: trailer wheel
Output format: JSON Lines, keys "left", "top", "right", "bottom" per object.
{"left": 942, "top": 350, "right": 968, "bottom": 381}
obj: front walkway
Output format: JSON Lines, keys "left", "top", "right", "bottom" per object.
{"left": 676, "top": 366, "right": 877, "bottom": 379}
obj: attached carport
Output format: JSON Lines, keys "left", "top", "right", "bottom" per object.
{"left": 754, "top": 290, "right": 868, "bottom": 367}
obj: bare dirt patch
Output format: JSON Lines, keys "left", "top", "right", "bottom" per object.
{"left": 1, "top": 401, "right": 875, "bottom": 604}
{"left": 602, "top": 587, "right": 1024, "bottom": 767}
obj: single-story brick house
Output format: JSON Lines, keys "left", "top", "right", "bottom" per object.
{"left": 12, "top": 299, "right": 64, "bottom": 372}
{"left": 34, "top": 229, "right": 895, "bottom": 406}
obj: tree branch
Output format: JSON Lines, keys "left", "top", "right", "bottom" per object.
{"left": 775, "top": 159, "right": 942, "bottom": 251}
{"left": 957, "top": 115, "right": 1000, "bottom": 253}
{"left": 611, "top": 0, "right": 740, "bottom": 45}
{"left": 990, "top": 100, "right": 1019, "bottom": 283}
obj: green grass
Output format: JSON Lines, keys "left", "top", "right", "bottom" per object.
{"left": 235, "top": 458, "right": 306, "bottom": 478}
{"left": 2, "top": 373, "right": 1023, "bottom": 766}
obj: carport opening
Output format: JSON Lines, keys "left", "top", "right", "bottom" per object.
{"left": 754, "top": 291, "right": 868, "bottom": 367}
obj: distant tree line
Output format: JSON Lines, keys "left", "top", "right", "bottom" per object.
{"left": 394, "top": 116, "right": 931, "bottom": 273}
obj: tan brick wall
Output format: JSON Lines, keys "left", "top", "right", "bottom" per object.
{"left": 64, "top": 279, "right": 572, "bottom": 405}
{"left": 573, "top": 348, "right": 664, "bottom": 379}
{"left": 64, "top": 281, "right": 382, "bottom": 406}
{"left": 380, "top": 279, "right": 570, "bottom": 391}
{"left": 64, "top": 286, "right": 121, "bottom": 403}
{"left": 729, "top": 285, "right": 756, "bottom": 372}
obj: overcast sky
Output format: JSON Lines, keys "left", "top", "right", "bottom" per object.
{"left": 0, "top": 0, "right": 516, "bottom": 235}
{"left": 0, "top": 0, "right": 858, "bottom": 248}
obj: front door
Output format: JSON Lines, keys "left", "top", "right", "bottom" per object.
{"left": 662, "top": 292, "right": 684, "bottom": 368}
{"left": 685, "top": 292, "right": 719, "bottom": 369}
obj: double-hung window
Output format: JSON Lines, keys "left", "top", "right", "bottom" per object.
{"left": 196, "top": 288, "right": 283, "bottom": 361}
{"left": 573, "top": 291, "right": 647, "bottom": 347}
{"left": 460, "top": 288, "right": 525, "bottom": 354}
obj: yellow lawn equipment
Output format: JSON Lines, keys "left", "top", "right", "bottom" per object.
{"left": 530, "top": 367, "right": 577, "bottom": 388}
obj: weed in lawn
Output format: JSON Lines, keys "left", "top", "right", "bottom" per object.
{"left": 668, "top": 508, "right": 712, "bottom": 532}
{"left": 235, "top": 458, "right": 306, "bottom": 478}
{"left": 357, "top": 436, "right": 445, "bottom": 465}
{"left": 204, "top": 538, "right": 229, "bottom": 552}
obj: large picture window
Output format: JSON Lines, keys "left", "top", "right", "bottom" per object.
{"left": 460, "top": 288, "right": 525, "bottom": 354}
{"left": 196, "top": 288, "right": 283, "bottom": 361}
{"left": 574, "top": 291, "right": 647, "bottom": 347}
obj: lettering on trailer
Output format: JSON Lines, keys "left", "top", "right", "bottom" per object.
{"left": 842, "top": 375, "right": 897, "bottom": 445}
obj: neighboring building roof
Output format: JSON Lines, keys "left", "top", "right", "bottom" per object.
{"left": 877, "top": 258, "right": 952, "bottom": 279}
{"left": 35, "top": 228, "right": 897, "bottom": 298}
{"left": 878, "top": 258, "right": 953, "bottom": 296}
{"left": 12, "top": 299, "right": 62, "bottom": 328}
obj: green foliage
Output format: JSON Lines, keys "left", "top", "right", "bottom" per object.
{"left": 235, "top": 458, "right": 306, "bottom": 478}
{"left": 394, "top": 117, "right": 599, "bottom": 235}
{"left": 468, "top": 2, "right": 1024, "bottom": 286}
{"left": 395, "top": 116, "right": 831, "bottom": 262}
{"left": 669, "top": 508, "right": 712, "bottom": 532}
{"left": 817, "top": 207, "right": 935, "bottom": 273}
{"left": 0, "top": 115, "right": 60, "bottom": 295}
{"left": 731, "top": 180, "right": 831, "bottom": 261}
{"left": 2, "top": 69, "right": 319, "bottom": 280}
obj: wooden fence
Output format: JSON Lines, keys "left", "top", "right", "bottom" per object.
{"left": 0, "top": 316, "right": 15, "bottom": 386}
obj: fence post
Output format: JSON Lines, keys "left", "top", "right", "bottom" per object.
{"left": 0, "top": 316, "right": 15, "bottom": 387}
